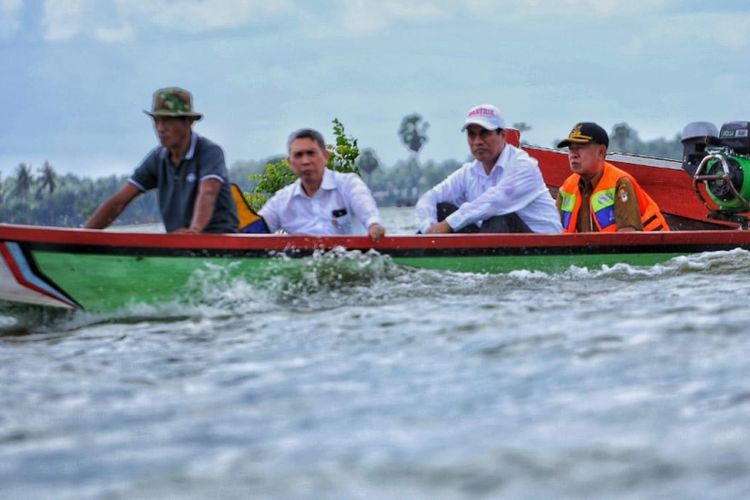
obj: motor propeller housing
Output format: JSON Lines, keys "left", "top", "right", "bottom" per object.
{"left": 682, "top": 121, "right": 750, "bottom": 216}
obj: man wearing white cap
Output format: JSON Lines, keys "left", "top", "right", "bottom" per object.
{"left": 416, "top": 104, "right": 561, "bottom": 234}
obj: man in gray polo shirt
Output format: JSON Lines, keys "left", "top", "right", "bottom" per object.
{"left": 85, "top": 87, "right": 238, "bottom": 233}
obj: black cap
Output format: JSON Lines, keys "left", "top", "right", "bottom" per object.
{"left": 557, "top": 122, "right": 609, "bottom": 148}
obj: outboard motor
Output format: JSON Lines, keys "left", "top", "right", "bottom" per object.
{"left": 681, "top": 121, "right": 719, "bottom": 177}
{"left": 682, "top": 121, "right": 750, "bottom": 226}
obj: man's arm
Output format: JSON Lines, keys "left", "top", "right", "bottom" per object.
{"left": 173, "top": 178, "right": 222, "bottom": 233}
{"left": 257, "top": 190, "right": 283, "bottom": 233}
{"left": 614, "top": 178, "right": 643, "bottom": 232}
{"left": 415, "top": 167, "right": 467, "bottom": 233}
{"left": 445, "top": 160, "right": 543, "bottom": 231}
{"left": 85, "top": 183, "right": 142, "bottom": 229}
{"left": 344, "top": 174, "right": 386, "bottom": 242}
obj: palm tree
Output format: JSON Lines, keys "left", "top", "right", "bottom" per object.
{"left": 398, "top": 113, "right": 429, "bottom": 158}
{"left": 356, "top": 148, "right": 380, "bottom": 179}
{"left": 512, "top": 122, "right": 532, "bottom": 133}
{"left": 611, "top": 123, "right": 635, "bottom": 153}
{"left": 37, "top": 161, "right": 57, "bottom": 197}
{"left": 12, "top": 163, "right": 34, "bottom": 200}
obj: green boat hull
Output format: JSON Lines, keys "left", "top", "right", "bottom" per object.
{"left": 32, "top": 251, "right": 271, "bottom": 311}
{"left": 27, "top": 249, "right": 682, "bottom": 311}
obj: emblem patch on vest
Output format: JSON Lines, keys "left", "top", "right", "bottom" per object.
{"left": 618, "top": 187, "right": 628, "bottom": 203}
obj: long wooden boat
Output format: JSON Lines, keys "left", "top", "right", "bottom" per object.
{"left": 2, "top": 224, "right": 750, "bottom": 311}
{"left": 2, "top": 143, "right": 749, "bottom": 312}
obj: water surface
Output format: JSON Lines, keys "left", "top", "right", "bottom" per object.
{"left": 1, "top": 208, "right": 749, "bottom": 499}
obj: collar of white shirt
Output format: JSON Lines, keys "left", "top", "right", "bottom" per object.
{"left": 470, "top": 144, "right": 511, "bottom": 178}
{"left": 291, "top": 168, "right": 336, "bottom": 198}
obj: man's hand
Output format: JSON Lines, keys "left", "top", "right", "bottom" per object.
{"left": 171, "top": 227, "right": 200, "bottom": 234}
{"left": 426, "top": 221, "right": 453, "bottom": 234}
{"left": 368, "top": 223, "right": 386, "bottom": 242}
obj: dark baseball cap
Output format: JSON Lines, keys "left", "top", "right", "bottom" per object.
{"left": 557, "top": 122, "right": 609, "bottom": 148}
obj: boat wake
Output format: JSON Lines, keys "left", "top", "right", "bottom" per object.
{"left": 2, "top": 248, "right": 748, "bottom": 335}
{"left": 184, "top": 247, "right": 409, "bottom": 311}
{"left": 566, "top": 247, "right": 750, "bottom": 280}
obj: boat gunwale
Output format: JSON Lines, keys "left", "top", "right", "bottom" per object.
{"left": 2, "top": 224, "right": 750, "bottom": 255}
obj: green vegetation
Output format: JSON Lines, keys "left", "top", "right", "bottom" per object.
{"left": 245, "top": 157, "right": 295, "bottom": 212}
{"left": 1, "top": 120, "right": 685, "bottom": 226}
{"left": 0, "top": 168, "right": 159, "bottom": 227}
{"left": 552, "top": 122, "right": 682, "bottom": 159}
{"left": 608, "top": 122, "right": 682, "bottom": 159}
{"left": 329, "top": 118, "right": 361, "bottom": 175}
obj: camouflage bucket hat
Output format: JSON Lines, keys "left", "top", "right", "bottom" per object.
{"left": 144, "top": 87, "right": 203, "bottom": 120}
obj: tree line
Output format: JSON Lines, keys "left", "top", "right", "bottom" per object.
{"left": 0, "top": 121, "right": 683, "bottom": 226}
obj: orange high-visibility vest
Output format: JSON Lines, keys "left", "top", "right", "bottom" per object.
{"left": 558, "top": 162, "right": 669, "bottom": 233}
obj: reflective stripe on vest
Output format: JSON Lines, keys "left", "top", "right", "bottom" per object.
{"left": 559, "top": 191, "right": 577, "bottom": 230}
{"left": 591, "top": 188, "right": 616, "bottom": 230}
{"left": 558, "top": 162, "right": 669, "bottom": 233}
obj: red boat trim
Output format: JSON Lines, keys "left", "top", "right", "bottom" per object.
{"left": 3, "top": 224, "right": 750, "bottom": 257}
{"left": 17, "top": 237, "right": 750, "bottom": 258}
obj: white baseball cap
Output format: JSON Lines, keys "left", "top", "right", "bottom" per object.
{"left": 461, "top": 104, "right": 505, "bottom": 131}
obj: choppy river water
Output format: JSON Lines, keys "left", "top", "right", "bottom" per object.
{"left": 2, "top": 207, "right": 750, "bottom": 499}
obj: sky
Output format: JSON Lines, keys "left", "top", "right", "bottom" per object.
{"left": 1, "top": 0, "right": 750, "bottom": 179}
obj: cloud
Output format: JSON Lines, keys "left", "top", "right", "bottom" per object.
{"left": 94, "top": 24, "right": 134, "bottom": 43}
{"left": 122, "top": 0, "right": 294, "bottom": 32}
{"left": 622, "top": 10, "right": 750, "bottom": 56}
{"left": 0, "top": 0, "right": 23, "bottom": 39}
{"left": 41, "top": 0, "right": 295, "bottom": 42}
{"left": 340, "top": 0, "right": 448, "bottom": 35}
{"left": 42, "top": 0, "right": 131, "bottom": 42}
{"left": 38, "top": 0, "right": 448, "bottom": 42}
{"left": 465, "top": 0, "right": 673, "bottom": 18}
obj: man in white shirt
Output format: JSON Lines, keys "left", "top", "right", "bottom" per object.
{"left": 416, "top": 104, "right": 562, "bottom": 234}
{"left": 259, "top": 129, "right": 386, "bottom": 242}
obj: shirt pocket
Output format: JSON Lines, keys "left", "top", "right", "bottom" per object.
{"left": 331, "top": 208, "right": 351, "bottom": 234}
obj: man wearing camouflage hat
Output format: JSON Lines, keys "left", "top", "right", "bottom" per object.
{"left": 85, "top": 87, "right": 238, "bottom": 233}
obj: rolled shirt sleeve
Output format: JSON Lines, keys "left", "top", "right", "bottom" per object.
{"left": 344, "top": 174, "right": 383, "bottom": 228}
{"left": 415, "top": 168, "right": 468, "bottom": 233}
{"left": 258, "top": 191, "right": 283, "bottom": 233}
{"left": 445, "top": 159, "right": 545, "bottom": 231}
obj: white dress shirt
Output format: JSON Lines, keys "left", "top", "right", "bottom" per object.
{"left": 259, "top": 168, "right": 383, "bottom": 235}
{"left": 415, "top": 144, "right": 562, "bottom": 234}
